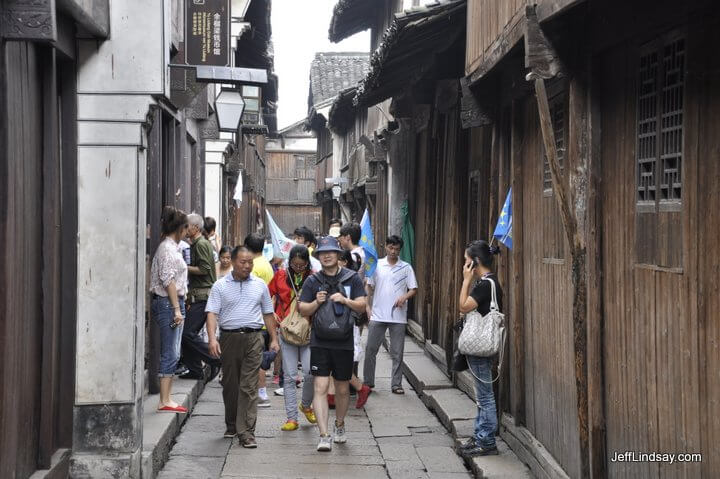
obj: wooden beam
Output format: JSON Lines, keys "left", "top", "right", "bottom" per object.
{"left": 509, "top": 100, "right": 526, "bottom": 425}
{"left": 39, "top": 47, "right": 60, "bottom": 469}
{"left": 1, "top": 0, "right": 57, "bottom": 41}
{"left": 584, "top": 60, "right": 606, "bottom": 479}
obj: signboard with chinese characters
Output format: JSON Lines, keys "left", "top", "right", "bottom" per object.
{"left": 185, "top": 0, "right": 230, "bottom": 67}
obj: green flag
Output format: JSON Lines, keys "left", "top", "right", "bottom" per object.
{"left": 400, "top": 200, "right": 415, "bottom": 265}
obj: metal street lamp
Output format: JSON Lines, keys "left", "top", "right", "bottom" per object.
{"left": 215, "top": 86, "right": 245, "bottom": 132}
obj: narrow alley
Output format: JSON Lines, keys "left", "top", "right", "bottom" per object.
{"left": 158, "top": 346, "right": 471, "bottom": 479}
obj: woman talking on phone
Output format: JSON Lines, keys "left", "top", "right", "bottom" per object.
{"left": 457, "top": 240, "right": 503, "bottom": 457}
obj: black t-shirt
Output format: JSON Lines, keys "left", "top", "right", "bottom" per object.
{"left": 469, "top": 274, "right": 503, "bottom": 315}
{"left": 300, "top": 268, "right": 366, "bottom": 350}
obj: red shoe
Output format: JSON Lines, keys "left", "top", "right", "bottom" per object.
{"left": 157, "top": 405, "right": 188, "bottom": 413}
{"left": 272, "top": 375, "right": 280, "bottom": 385}
{"left": 355, "top": 385, "right": 372, "bottom": 409}
{"left": 327, "top": 394, "right": 335, "bottom": 409}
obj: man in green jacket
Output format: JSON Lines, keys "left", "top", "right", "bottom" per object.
{"left": 180, "top": 213, "right": 221, "bottom": 380}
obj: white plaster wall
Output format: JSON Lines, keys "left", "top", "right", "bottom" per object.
{"left": 205, "top": 162, "right": 223, "bottom": 241}
{"left": 76, "top": 146, "right": 140, "bottom": 404}
{"left": 74, "top": 0, "right": 166, "bottom": 406}
{"left": 77, "top": 0, "right": 168, "bottom": 94}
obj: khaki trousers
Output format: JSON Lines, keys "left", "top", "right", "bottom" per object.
{"left": 219, "top": 331, "right": 263, "bottom": 439}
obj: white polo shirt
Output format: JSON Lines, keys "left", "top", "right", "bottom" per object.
{"left": 205, "top": 273, "right": 273, "bottom": 329}
{"left": 368, "top": 257, "right": 418, "bottom": 324}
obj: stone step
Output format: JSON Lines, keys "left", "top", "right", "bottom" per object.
{"left": 141, "top": 375, "right": 208, "bottom": 478}
{"left": 395, "top": 337, "right": 533, "bottom": 479}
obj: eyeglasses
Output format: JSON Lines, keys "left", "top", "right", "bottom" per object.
{"left": 290, "top": 262, "right": 308, "bottom": 270}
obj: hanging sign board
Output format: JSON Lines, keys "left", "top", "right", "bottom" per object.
{"left": 185, "top": 0, "right": 231, "bottom": 67}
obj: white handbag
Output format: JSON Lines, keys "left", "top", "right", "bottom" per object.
{"left": 458, "top": 277, "right": 506, "bottom": 359}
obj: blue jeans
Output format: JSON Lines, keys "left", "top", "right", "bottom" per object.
{"left": 467, "top": 356, "right": 497, "bottom": 448}
{"left": 152, "top": 296, "right": 185, "bottom": 377}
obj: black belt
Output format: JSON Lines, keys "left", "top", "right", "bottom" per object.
{"left": 221, "top": 327, "right": 262, "bottom": 334}
{"left": 152, "top": 293, "right": 185, "bottom": 300}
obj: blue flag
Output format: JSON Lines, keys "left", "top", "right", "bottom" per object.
{"left": 493, "top": 188, "right": 513, "bottom": 249}
{"left": 359, "top": 208, "right": 379, "bottom": 278}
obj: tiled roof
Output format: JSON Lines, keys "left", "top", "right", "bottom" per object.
{"left": 328, "top": 0, "right": 382, "bottom": 43}
{"left": 308, "top": 52, "right": 370, "bottom": 109}
{"left": 354, "top": 0, "right": 466, "bottom": 107}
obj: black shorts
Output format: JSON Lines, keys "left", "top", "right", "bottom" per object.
{"left": 310, "top": 347, "right": 353, "bottom": 381}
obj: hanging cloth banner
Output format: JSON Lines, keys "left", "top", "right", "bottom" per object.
{"left": 266, "top": 210, "right": 295, "bottom": 259}
{"left": 400, "top": 200, "right": 415, "bottom": 266}
{"left": 359, "top": 209, "right": 379, "bottom": 278}
{"left": 233, "top": 171, "right": 243, "bottom": 206}
{"left": 493, "top": 188, "right": 513, "bottom": 249}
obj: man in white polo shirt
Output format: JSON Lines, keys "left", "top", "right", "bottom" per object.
{"left": 363, "top": 235, "right": 418, "bottom": 394}
{"left": 206, "top": 245, "right": 279, "bottom": 449}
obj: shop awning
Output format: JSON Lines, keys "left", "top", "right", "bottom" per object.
{"left": 354, "top": 0, "right": 466, "bottom": 108}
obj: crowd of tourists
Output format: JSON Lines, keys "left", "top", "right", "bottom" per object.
{"left": 149, "top": 206, "right": 503, "bottom": 457}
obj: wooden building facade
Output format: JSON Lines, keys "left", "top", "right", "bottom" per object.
{"left": 266, "top": 120, "right": 322, "bottom": 235}
{"left": 329, "top": 0, "right": 720, "bottom": 477}
{"left": 457, "top": 0, "right": 720, "bottom": 477}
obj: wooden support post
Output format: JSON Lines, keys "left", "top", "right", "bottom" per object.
{"left": 509, "top": 101, "right": 525, "bottom": 425}
{"left": 534, "top": 76, "right": 590, "bottom": 479}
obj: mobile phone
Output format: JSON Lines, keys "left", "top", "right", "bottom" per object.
{"left": 471, "top": 257, "right": 479, "bottom": 268}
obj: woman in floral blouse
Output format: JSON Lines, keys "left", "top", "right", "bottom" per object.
{"left": 150, "top": 206, "right": 189, "bottom": 412}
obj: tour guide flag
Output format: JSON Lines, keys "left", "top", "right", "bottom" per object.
{"left": 359, "top": 208, "right": 379, "bottom": 278}
{"left": 266, "top": 210, "right": 294, "bottom": 259}
{"left": 493, "top": 188, "right": 513, "bottom": 249}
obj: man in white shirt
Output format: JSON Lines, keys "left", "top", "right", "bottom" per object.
{"left": 338, "top": 222, "right": 365, "bottom": 271}
{"left": 206, "top": 245, "right": 279, "bottom": 448}
{"left": 363, "top": 236, "right": 418, "bottom": 394}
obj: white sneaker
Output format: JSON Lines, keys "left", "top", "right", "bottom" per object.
{"left": 317, "top": 434, "right": 332, "bottom": 452}
{"left": 333, "top": 421, "right": 347, "bottom": 443}
{"left": 274, "top": 388, "right": 284, "bottom": 396}
{"left": 257, "top": 398, "right": 271, "bottom": 408}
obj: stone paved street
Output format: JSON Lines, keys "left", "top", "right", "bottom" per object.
{"left": 158, "top": 344, "right": 471, "bottom": 479}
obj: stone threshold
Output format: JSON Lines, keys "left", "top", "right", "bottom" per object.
{"left": 394, "top": 332, "right": 533, "bottom": 479}
{"left": 141, "top": 371, "right": 209, "bottom": 478}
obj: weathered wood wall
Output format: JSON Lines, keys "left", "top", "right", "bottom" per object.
{"left": 465, "top": 0, "right": 525, "bottom": 76}
{"left": 597, "top": 15, "right": 717, "bottom": 477}
{"left": 413, "top": 84, "right": 469, "bottom": 361}
{"left": 266, "top": 205, "right": 321, "bottom": 237}
{"left": 516, "top": 92, "right": 581, "bottom": 478}
{"left": 266, "top": 150, "right": 321, "bottom": 234}
{"left": 0, "top": 39, "right": 76, "bottom": 478}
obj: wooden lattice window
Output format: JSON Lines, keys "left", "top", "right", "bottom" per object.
{"left": 543, "top": 91, "right": 567, "bottom": 195}
{"left": 636, "top": 36, "right": 684, "bottom": 208}
{"left": 635, "top": 33, "right": 685, "bottom": 270}
{"left": 542, "top": 84, "right": 567, "bottom": 261}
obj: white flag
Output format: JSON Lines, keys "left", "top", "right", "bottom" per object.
{"left": 266, "top": 210, "right": 294, "bottom": 259}
{"left": 233, "top": 172, "right": 243, "bottom": 206}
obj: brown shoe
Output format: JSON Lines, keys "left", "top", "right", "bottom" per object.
{"left": 241, "top": 436, "right": 257, "bottom": 448}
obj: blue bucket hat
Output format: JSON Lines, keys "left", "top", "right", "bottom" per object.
{"left": 315, "top": 235, "right": 344, "bottom": 254}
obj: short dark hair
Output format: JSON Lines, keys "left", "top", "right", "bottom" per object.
{"left": 329, "top": 218, "right": 342, "bottom": 227}
{"left": 244, "top": 233, "right": 265, "bottom": 254}
{"left": 339, "top": 223, "right": 361, "bottom": 244}
{"left": 161, "top": 206, "right": 187, "bottom": 236}
{"left": 231, "top": 245, "right": 252, "bottom": 260}
{"left": 204, "top": 216, "right": 217, "bottom": 233}
{"left": 219, "top": 245, "right": 232, "bottom": 257}
{"left": 386, "top": 235, "right": 403, "bottom": 249}
{"left": 293, "top": 226, "right": 316, "bottom": 246}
